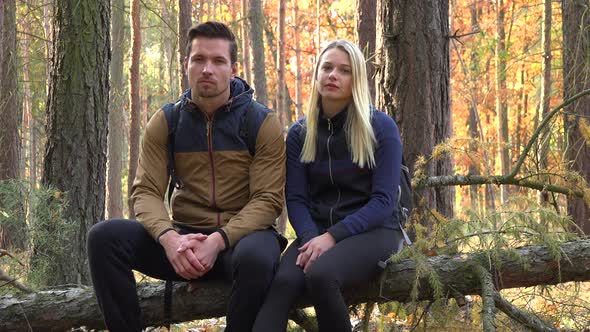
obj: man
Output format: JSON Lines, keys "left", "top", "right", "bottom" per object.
{"left": 88, "top": 21, "right": 285, "bottom": 332}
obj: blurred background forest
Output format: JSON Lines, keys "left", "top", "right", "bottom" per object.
{"left": 1, "top": 0, "right": 590, "bottom": 331}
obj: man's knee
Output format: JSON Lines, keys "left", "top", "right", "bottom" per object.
{"left": 87, "top": 219, "right": 133, "bottom": 253}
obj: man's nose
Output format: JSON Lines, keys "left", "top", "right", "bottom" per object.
{"left": 202, "top": 62, "right": 213, "bottom": 73}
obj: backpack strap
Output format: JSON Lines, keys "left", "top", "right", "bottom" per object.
{"left": 163, "top": 100, "right": 183, "bottom": 206}
{"left": 240, "top": 100, "right": 267, "bottom": 157}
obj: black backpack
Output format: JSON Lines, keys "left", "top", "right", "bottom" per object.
{"left": 162, "top": 99, "right": 264, "bottom": 204}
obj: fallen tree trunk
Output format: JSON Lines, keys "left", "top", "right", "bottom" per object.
{"left": 2, "top": 239, "right": 590, "bottom": 331}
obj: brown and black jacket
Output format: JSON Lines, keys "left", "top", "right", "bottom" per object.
{"left": 131, "top": 78, "right": 285, "bottom": 248}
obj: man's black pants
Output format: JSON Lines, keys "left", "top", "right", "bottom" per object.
{"left": 87, "top": 219, "right": 281, "bottom": 332}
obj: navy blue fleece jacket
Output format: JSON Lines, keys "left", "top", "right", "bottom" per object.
{"left": 286, "top": 108, "right": 403, "bottom": 244}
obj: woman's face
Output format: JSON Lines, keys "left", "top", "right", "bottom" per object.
{"left": 316, "top": 48, "right": 353, "bottom": 105}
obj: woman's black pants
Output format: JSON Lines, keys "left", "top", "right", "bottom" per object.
{"left": 253, "top": 227, "right": 402, "bottom": 332}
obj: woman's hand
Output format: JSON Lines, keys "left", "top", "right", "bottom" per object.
{"left": 296, "top": 232, "right": 336, "bottom": 273}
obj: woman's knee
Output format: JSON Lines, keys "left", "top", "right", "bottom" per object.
{"left": 304, "top": 263, "right": 340, "bottom": 292}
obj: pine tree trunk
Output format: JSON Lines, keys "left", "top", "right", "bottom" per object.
{"left": 538, "top": 0, "right": 552, "bottom": 206}
{"left": 0, "top": 0, "right": 20, "bottom": 182}
{"left": 160, "top": 0, "right": 178, "bottom": 100}
{"left": 563, "top": 0, "right": 590, "bottom": 234}
{"left": 375, "top": 0, "right": 454, "bottom": 220}
{"left": 106, "top": 0, "right": 127, "bottom": 220}
{"left": 293, "top": 2, "right": 303, "bottom": 120}
{"left": 356, "top": 0, "right": 376, "bottom": 101}
{"left": 128, "top": 0, "right": 141, "bottom": 219}
{"left": 241, "top": 0, "right": 251, "bottom": 82}
{"left": 277, "top": 0, "right": 287, "bottom": 127}
{"left": 40, "top": 0, "right": 110, "bottom": 286}
{"left": 0, "top": 0, "right": 23, "bottom": 250}
{"left": 178, "top": 0, "right": 191, "bottom": 92}
{"left": 248, "top": 0, "right": 267, "bottom": 105}
{"left": 495, "top": 0, "right": 510, "bottom": 206}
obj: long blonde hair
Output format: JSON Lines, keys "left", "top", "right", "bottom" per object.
{"left": 300, "top": 40, "right": 376, "bottom": 168}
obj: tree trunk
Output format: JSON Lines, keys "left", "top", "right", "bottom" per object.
{"left": 495, "top": 0, "right": 510, "bottom": 206}
{"left": 241, "top": 0, "right": 251, "bottom": 82}
{"left": 3, "top": 239, "right": 590, "bottom": 331}
{"left": 538, "top": 0, "right": 552, "bottom": 206}
{"left": 356, "top": 0, "right": 376, "bottom": 101}
{"left": 293, "top": 2, "right": 303, "bottom": 120}
{"left": 0, "top": 0, "right": 23, "bottom": 250}
{"left": 467, "top": 0, "right": 481, "bottom": 214}
{"left": 40, "top": 0, "right": 110, "bottom": 286}
{"left": 106, "top": 0, "right": 127, "bottom": 220}
{"left": 277, "top": 0, "right": 287, "bottom": 127}
{"left": 178, "top": 0, "right": 191, "bottom": 92}
{"left": 128, "top": 0, "right": 141, "bottom": 219}
{"left": 375, "top": 0, "right": 454, "bottom": 220}
{"left": 248, "top": 0, "right": 267, "bottom": 105}
{"left": 0, "top": 0, "right": 20, "bottom": 182}
{"left": 160, "top": 0, "right": 178, "bottom": 100}
{"left": 563, "top": 0, "right": 590, "bottom": 234}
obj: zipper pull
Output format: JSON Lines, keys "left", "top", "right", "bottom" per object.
{"left": 328, "top": 119, "right": 332, "bottom": 132}
{"left": 206, "top": 121, "right": 210, "bottom": 137}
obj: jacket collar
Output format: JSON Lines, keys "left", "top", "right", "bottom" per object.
{"left": 179, "top": 77, "right": 254, "bottom": 113}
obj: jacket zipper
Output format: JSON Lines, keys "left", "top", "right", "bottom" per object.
{"left": 206, "top": 115, "right": 220, "bottom": 228}
{"left": 327, "top": 118, "right": 340, "bottom": 226}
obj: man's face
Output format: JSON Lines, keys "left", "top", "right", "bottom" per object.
{"left": 184, "top": 38, "right": 238, "bottom": 99}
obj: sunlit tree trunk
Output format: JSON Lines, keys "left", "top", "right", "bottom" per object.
{"left": 376, "top": 0, "right": 454, "bottom": 222}
{"left": 128, "top": 0, "right": 141, "bottom": 219}
{"left": 563, "top": 0, "right": 590, "bottom": 234}
{"left": 538, "top": 0, "right": 553, "bottom": 206}
{"left": 293, "top": 2, "right": 303, "bottom": 120}
{"left": 0, "top": 0, "right": 23, "bottom": 250}
{"left": 160, "top": 0, "right": 178, "bottom": 100}
{"left": 495, "top": 0, "right": 510, "bottom": 205}
{"left": 41, "top": 0, "right": 110, "bottom": 285}
{"left": 277, "top": 0, "right": 288, "bottom": 126}
{"left": 249, "top": 0, "right": 267, "bottom": 105}
{"left": 241, "top": 0, "right": 251, "bottom": 82}
{"left": 356, "top": 0, "right": 376, "bottom": 101}
{"left": 178, "top": 0, "right": 191, "bottom": 92}
{"left": 107, "top": 0, "right": 127, "bottom": 219}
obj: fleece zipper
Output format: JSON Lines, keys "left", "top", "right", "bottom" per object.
{"left": 205, "top": 114, "right": 221, "bottom": 228}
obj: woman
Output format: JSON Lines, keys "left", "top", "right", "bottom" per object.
{"left": 253, "top": 40, "right": 404, "bottom": 331}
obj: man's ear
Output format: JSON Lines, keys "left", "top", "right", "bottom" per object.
{"left": 231, "top": 62, "right": 238, "bottom": 79}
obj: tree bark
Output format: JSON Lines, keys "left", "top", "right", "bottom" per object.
{"left": 375, "top": 0, "right": 454, "bottom": 220}
{"left": 495, "top": 0, "right": 510, "bottom": 206}
{"left": 2, "top": 239, "right": 590, "bottom": 331}
{"left": 0, "top": 0, "right": 20, "bottom": 182}
{"left": 241, "top": 0, "right": 251, "bottom": 82}
{"left": 277, "top": 0, "right": 287, "bottom": 127}
{"left": 356, "top": 0, "right": 376, "bottom": 101}
{"left": 293, "top": 2, "right": 303, "bottom": 120}
{"left": 106, "top": 0, "right": 127, "bottom": 220}
{"left": 0, "top": 0, "right": 25, "bottom": 250}
{"left": 40, "top": 0, "right": 110, "bottom": 285}
{"left": 178, "top": 0, "right": 191, "bottom": 92}
{"left": 128, "top": 0, "right": 141, "bottom": 219}
{"left": 538, "top": 0, "right": 552, "bottom": 206}
{"left": 248, "top": 0, "right": 267, "bottom": 105}
{"left": 563, "top": 0, "right": 590, "bottom": 234}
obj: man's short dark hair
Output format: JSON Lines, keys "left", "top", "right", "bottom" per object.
{"left": 186, "top": 21, "right": 238, "bottom": 64}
